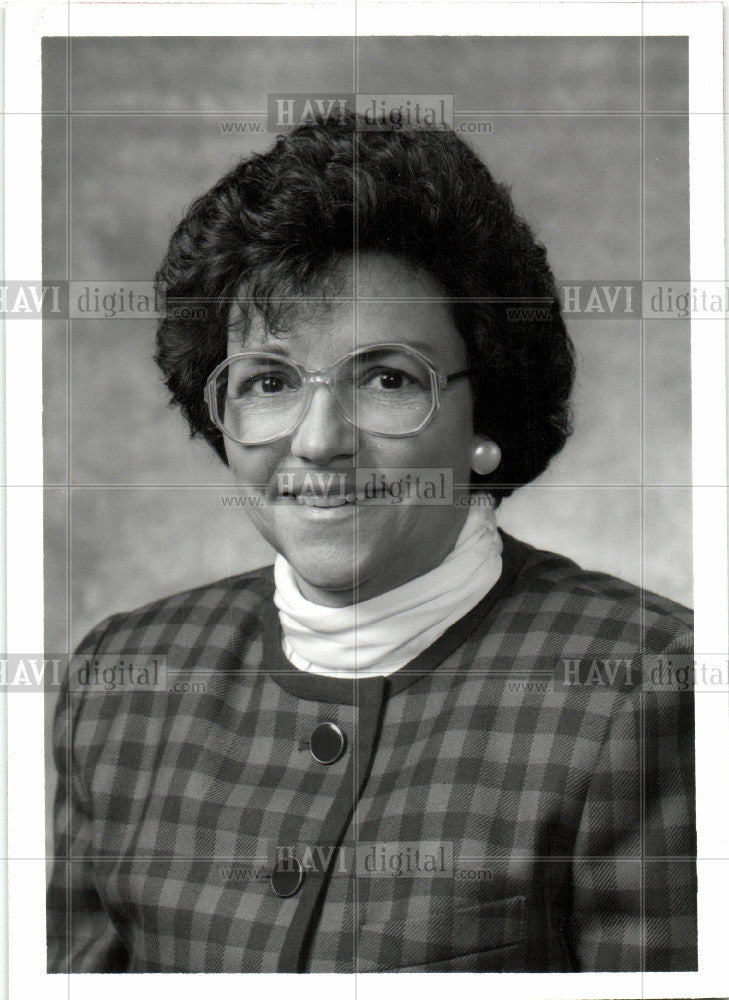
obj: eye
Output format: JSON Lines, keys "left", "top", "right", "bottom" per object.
{"left": 377, "top": 370, "right": 407, "bottom": 390}
{"left": 359, "top": 366, "right": 419, "bottom": 391}
{"left": 251, "top": 374, "right": 288, "bottom": 395}
{"left": 229, "top": 369, "right": 298, "bottom": 398}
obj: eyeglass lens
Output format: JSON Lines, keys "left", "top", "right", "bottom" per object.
{"left": 213, "top": 347, "right": 435, "bottom": 442}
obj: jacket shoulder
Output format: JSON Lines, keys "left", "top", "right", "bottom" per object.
{"left": 74, "top": 564, "right": 275, "bottom": 658}
{"left": 499, "top": 532, "right": 692, "bottom": 655}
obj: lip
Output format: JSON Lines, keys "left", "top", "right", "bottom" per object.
{"left": 275, "top": 490, "right": 391, "bottom": 507}
{"left": 269, "top": 494, "right": 357, "bottom": 519}
{"left": 293, "top": 501, "right": 357, "bottom": 519}
{"left": 300, "top": 495, "right": 349, "bottom": 507}
{"left": 298, "top": 492, "right": 378, "bottom": 507}
{"left": 270, "top": 470, "right": 396, "bottom": 507}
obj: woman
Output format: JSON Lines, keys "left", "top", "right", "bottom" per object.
{"left": 47, "top": 112, "right": 696, "bottom": 973}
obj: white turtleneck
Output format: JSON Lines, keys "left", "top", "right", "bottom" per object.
{"left": 273, "top": 503, "right": 503, "bottom": 678}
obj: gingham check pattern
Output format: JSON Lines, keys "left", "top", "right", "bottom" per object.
{"left": 47, "top": 531, "right": 696, "bottom": 973}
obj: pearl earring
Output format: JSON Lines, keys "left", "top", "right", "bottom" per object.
{"left": 471, "top": 439, "right": 501, "bottom": 476}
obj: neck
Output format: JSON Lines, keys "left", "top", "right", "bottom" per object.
{"left": 273, "top": 504, "right": 503, "bottom": 676}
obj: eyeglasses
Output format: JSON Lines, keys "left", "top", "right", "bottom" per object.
{"left": 204, "top": 343, "right": 471, "bottom": 445}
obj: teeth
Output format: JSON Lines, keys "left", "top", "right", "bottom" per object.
{"left": 299, "top": 494, "right": 349, "bottom": 507}
{"left": 289, "top": 488, "right": 391, "bottom": 506}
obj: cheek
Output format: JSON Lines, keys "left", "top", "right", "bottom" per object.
{"left": 410, "top": 404, "right": 473, "bottom": 468}
{"left": 224, "top": 441, "right": 280, "bottom": 488}
{"left": 367, "top": 434, "right": 471, "bottom": 501}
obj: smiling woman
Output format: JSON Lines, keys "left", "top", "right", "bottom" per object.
{"left": 47, "top": 111, "right": 696, "bottom": 974}
{"left": 218, "top": 257, "right": 480, "bottom": 605}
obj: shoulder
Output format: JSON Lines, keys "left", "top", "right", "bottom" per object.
{"left": 499, "top": 531, "right": 692, "bottom": 656}
{"left": 74, "top": 564, "right": 276, "bottom": 659}
{"left": 60, "top": 565, "right": 276, "bottom": 746}
{"left": 56, "top": 567, "right": 277, "bottom": 807}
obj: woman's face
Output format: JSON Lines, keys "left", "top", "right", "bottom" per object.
{"left": 223, "top": 253, "right": 477, "bottom": 606}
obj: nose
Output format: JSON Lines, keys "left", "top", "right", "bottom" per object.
{"left": 289, "top": 384, "right": 358, "bottom": 464}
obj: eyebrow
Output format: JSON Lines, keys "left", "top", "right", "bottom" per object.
{"left": 393, "top": 338, "right": 442, "bottom": 357}
{"left": 228, "top": 338, "right": 443, "bottom": 359}
{"left": 227, "top": 336, "right": 291, "bottom": 355}
{"left": 246, "top": 340, "right": 292, "bottom": 356}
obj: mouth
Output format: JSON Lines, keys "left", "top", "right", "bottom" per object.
{"left": 277, "top": 489, "right": 391, "bottom": 507}
{"left": 296, "top": 492, "right": 354, "bottom": 507}
{"left": 272, "top": 470, "right": 396, "bottom": 508}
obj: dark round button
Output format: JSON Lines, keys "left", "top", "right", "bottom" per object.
{"left": 271, "top": 856, "right": 304, "bottom": 897}
{"left": 310, "top": 722, "right": 346, "bottom": 765}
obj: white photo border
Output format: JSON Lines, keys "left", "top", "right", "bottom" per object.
{"left": 3, "top": 3, "right": 727, "bottom": 999}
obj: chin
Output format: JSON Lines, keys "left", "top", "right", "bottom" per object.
{"left": 293, "top": 562, "right": 365, "bottom": 596}
{"left": 289, "top": 551, "right": 381, "bottom": 601}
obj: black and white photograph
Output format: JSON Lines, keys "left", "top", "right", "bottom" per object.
{"left": 1, "top": 2, "right": 728, "bottom": 997}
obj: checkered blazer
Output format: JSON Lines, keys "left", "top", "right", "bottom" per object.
{"left": 47, "top": 531, "right": 697, "bottom": 973}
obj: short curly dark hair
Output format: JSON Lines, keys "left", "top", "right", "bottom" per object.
{"left": 155, "top": 111, "right": 574, "bottom": 499}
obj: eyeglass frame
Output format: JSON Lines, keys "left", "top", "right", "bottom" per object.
{"left": 204, "top": 342, "right": 472, "bottom": 445}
